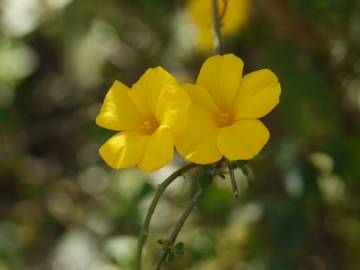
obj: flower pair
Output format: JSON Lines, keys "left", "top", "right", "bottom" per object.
{"left": 96, "top": 54, "right": 281, "bottom": 172}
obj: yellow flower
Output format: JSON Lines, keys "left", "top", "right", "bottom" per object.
{"left": 186, "top": 0, "right": 250, "bottom": 51}
{"left": 96, "top": 67, "right": 189, "bottom": 172}
{"left": 175, "top": 54, "right": 281, "bottom": 164}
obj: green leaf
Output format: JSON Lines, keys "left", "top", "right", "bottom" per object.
{"left": 174, "top": 242, "right": 185, "bottom": 256}
{"left": 167, "top": 251, "right": 176, "bottom": 264}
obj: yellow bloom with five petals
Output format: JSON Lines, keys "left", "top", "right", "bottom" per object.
{"left": 175, "top": 54, "right": 281, "bottom": 164}
{"left": 186, "top": 0, "right": 250, "bottom": 51}
{"left": 96, "top": 67, "right": 190, "bottom": 172}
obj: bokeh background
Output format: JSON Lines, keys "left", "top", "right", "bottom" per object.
{"left": 1, "top": 0, "right": 360, "bottom": 269}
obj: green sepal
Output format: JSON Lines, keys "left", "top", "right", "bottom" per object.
{"left": 241, "top": 165, "right": 250, "bottom": 176}
{"left": 199, "top": 172, "right": 213, "bottom": 189}
{"left": 217, "top": 169, "right": 227, "bottom": 179}
{"left": 203, "top": 165, "right": 217, "bottom": 176}
{"left": 235, "top": 160, "right": 247, "bottom": 169}
{"left": 253, "top": 151, "right": 265, "bottom": 160}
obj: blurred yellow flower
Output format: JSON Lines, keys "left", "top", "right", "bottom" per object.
{"left": 96, "top": 67, "right": 189, "bottom": 172}
{"left": 186, "top": 0, "right": 250, "bottom": 51}
{"left": 176, "top": 54, "right": 281, "bottom": 164}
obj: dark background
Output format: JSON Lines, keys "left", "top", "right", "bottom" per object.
{"left": 1, "top": 0, "right": 360, "bottom": 269}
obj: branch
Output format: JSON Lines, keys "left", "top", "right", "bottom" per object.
{"left": 135, "top": 163, "right": 198, "bottom": 270}
{"left": 154, "top": 187, "right": 205, "bottom": 270}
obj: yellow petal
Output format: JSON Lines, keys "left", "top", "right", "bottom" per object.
{"left": 218, "top": 119, "right": 269, "bottom": 160}
{"left": 176, "top": 118, "right": 222, "bottom": 164}
{"left": 187, "top": 0, "right": 211, "bottom": 26}
{"left": 96, "top": 81, "right": 144, "bottom": 131}
{"left": 182, "top": 83, "right": 219, "bottom": 118}
{"left": 129, "top": 67, "right": 178, "bottom": 119}
{"left": 222, "top": 0, "right": 250, "bottom": 35}
{"left": 197, "top": 54, "right": 244, "bottom": 112}
{"left": 186, "top": 0, "right": 213, "bottom": 51}
{"left": 155, "top": 83, "right": 190, "bottom": 133}
{"left": 138, "top": 126, "right": 174, "bottom": 172}
{"left": 99, "top": 131, "right": 149, "bottom": 169}
{"left": 234, "top": 69, "right": 281, "bottom": 119}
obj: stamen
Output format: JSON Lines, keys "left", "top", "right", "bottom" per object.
{"left": 217, "top": 112, "right": 234, "bottom": 127}
{"left": 140, "top": 119, "right": 158, "bottom": 134}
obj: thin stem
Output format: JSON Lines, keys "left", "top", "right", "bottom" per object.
{"left": 227, "top": 162, "right": 239, "bottom": 198}
{"left": 154, "top": 188, "right": 205, "bottom": 270}
{"left": 212, "top": 0, "right": 223, "bottom": 54}
{"left": 135, "top": 163, "right": 198, "bottom": 270}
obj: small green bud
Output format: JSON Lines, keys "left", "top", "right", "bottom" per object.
{"left": 157, "top": 239, "right": 170, "bottom": 250}
{"left": 174, "top": 242, "right": 185, "bottom": 255}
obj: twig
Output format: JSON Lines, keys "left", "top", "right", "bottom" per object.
{"left": 212, "top": 0, "right": 223, "bottom": 54}
{"left": 154, "top": 188, "right": 205, "bottom": 270}
{"left": 135, "top": 163, "right": 198, "bottom": 270}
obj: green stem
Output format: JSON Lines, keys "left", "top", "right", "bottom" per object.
{"left": 135, "top": 163, "right": 198, "bottom": 270}
{"left": 227, "top": 161, "right": 239, "bottom": 198}
{"left": 219, "top": 0, "right": 229, "bottom": 21}
{"left": 154, "top": 187, "right": 205, "bottom": 270}
{"left": 212, "top": 0, "right": 223, "bottom": 54}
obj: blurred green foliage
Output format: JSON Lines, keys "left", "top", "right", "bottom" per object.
{"left": 1, "top": 0, "right": 360, "bottom": 269}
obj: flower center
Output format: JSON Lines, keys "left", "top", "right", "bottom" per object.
{"left": 140, "top": 119, "right": 158, "bottom": 134}
{"left": 216, "top": 112, "right": 234, "bottom": 127}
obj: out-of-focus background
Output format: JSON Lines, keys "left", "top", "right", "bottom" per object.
{"left": 1, "top": 0, "right": 360, "bottom": 269}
